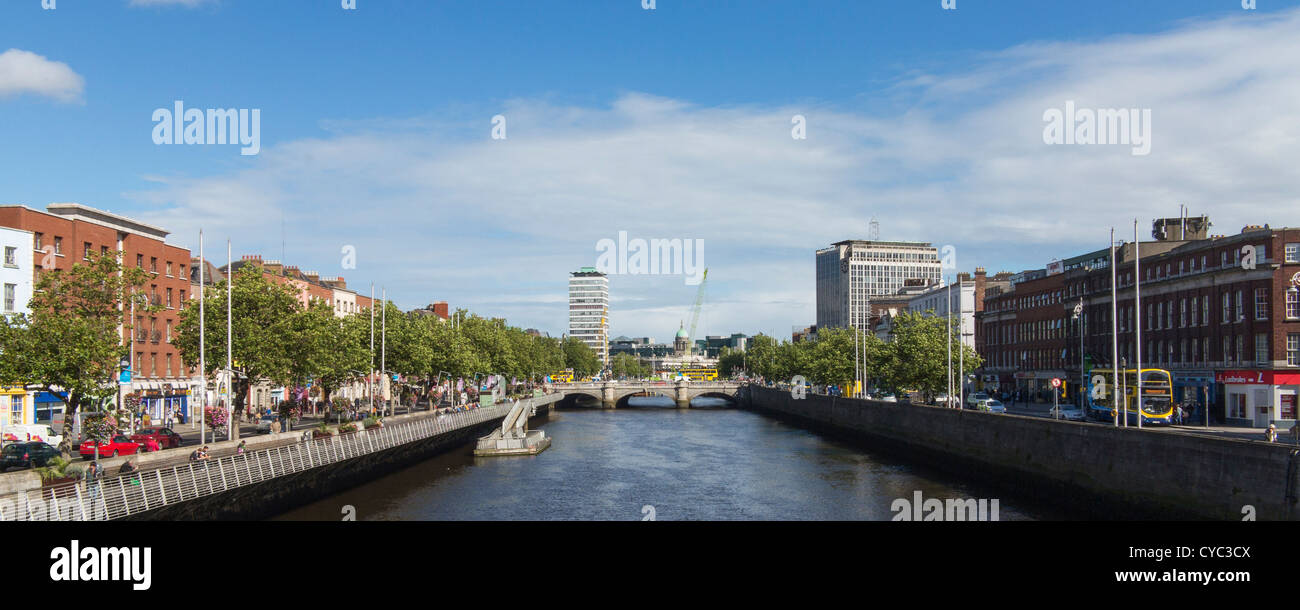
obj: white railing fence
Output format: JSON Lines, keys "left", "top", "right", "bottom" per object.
{"left": 0, "top": 402, "right": 513, "bottom": 522}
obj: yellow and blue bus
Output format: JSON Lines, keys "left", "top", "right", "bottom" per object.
{"left": 677, "top": 367, "right": 718, "bottom": 381}
{"left": 1085, "top": 368, "right": 1175, "bottom": 425}
{"left": 549, "top": 369, "right": 574, "bottom": 383}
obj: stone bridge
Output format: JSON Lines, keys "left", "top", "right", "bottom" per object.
{"left": 551, "top": 380, "right": 742, "bottom": 409}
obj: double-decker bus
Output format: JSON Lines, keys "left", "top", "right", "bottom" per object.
{"left": 549, "top": 369, "right": 574, "bottom": 383}
{"left": 677, "top": 367, "right": 718, "bottom": 381}
{"left": 1085, "top": 368, "right": 1174, "bottom": 425}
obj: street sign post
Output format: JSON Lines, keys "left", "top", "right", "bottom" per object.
{"left": 1051, "top": 378, "right": 1061, "bottom": 419}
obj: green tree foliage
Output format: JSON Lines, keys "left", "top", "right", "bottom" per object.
{"left": 874, "top": 310, "right": 982, "bottom": 398}
{"left": 716, "top": 346, "right": 746, "bottom": 378}
{"left": 0, "top": 252, "right": 152, "bottom": 456}
{"left": 609, "top": 353, "right": 651, "bottom": 379}
{"left": 561, "top": 336, "right": 601, "bottom": 378}
{"left": 174, "top": 266, "right": 301, "bottom": 437}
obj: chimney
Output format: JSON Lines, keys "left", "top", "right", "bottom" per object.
{"left": 433, "top": 301, "right": 449, "bottom": 320}
{"left": 974, "top": 267, "right": 987, "bottom": 313}
{"left": 304, "top": 270, "right": 321, "bottom": 284}
{"left": 263, "top": 259, "right": 283, "bottom": 274}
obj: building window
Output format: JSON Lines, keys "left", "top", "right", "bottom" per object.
{"left": 53, "top": 237, "right": 62, "bottom": 255}
{"left": 1255, "top": 288, "right": 1269, "bottom": 321}
{"left": 1290, "top": 334, "right": 1300, "bottom": 366}
{"left": 83, "top": 242, "right": 91, "bottom": 260}
{"left": 1286, "top": 243, "right": 1300, "bottom": 263}
{"left": 1191, "top": 297, "right": 1198, "bottom": 327}
{"left": 166, "top": 288, "right": 173, "bottom": 308}
{"left": 1167, "top": 300, "right": 1173, "bottom": 329}
{"left": 34, "top": 233, "right": 42, "bottom": 250}
{"left": 1180, "top": 298, "right": 1186, "bottom": 327}
{"left": 166, "top": 320, "right": 172, "bottom": 342}
{"left": 1203, "top": 295, "right": 1209, "bottom": 326}
{"left": 3, "top": 284, "right": 14, "bottom": 313}
{"left": 1256, "top": 333, "right": 1269, "bottom": 363}
{"left": 1154, "top": 303, "right": 1161, "bottom": 330}
{"left": 1222, "top": 293, "right": 1231, "bottom": 324}
{"left": 1224, "top": 336, "right": 1231, "bottom": 363}
{"left": 166, "top": 355, "right": 172, "bottom": 377}
{"left": 100, "top": 245, "right": 108, "bottom": 257}
{"left": 1221, "top": 251, "right": 1227, "bottom": 267}
{"left": 3, "top": 247, "right": 14, "bottom": 267}
{"left": 151, "top": 353, "right": 157, "bottom": 377}
{"left": 1236, "top": 335, "right": 1244, "bottom": 365}
{"left": 1235, "top": 290, "right": 1243, "bottom": 322}
{"left": 1204, "top": 338, "right": 1211, "bottom": 364}
{"left": 1167, "top": 341, "right": 1174, "bottom": 364}
{"left": 1180, "top": 339, "right": 1187, "bottom": 364}
{"left": 1192, "top": 338, "right": 1199, "bottom": 363}
{"left": 150, "top": 257, "right": 157, "bottom": 273}
{"left": 1288, "top": 289, "right": 1300, "bottom": 320}
{"left": 166, "top": 261, "right": 173, "bottom": 277}
{"left": 137, "top": 254, "right": 144, "bottom": 268}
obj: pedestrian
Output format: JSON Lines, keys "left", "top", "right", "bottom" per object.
{"left": 235, "top": 440, "right": 247, "bottom": 455}
{"left": 142, "top": 412, "right": 152, "bottom": 428}
{"left": 84, "top": 462, "right": 102, "bottom": 499}
{"left": 144, "top": 437, "right": 160, "bottom": 453}
{"left": 1266, "top": 424, "right": 1278, "bottom": 443}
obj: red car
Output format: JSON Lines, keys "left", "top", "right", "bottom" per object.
{"left": 79, "top": 435, "right": 141, "bottom": 460}
{"left": 130, "top": 427, "right": 183, "bottom": 450}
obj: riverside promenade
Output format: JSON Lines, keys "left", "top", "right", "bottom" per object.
{"left": 0, "top": 394, "right": 560, "bottom": 521}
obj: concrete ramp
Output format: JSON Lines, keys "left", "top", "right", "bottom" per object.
{"left": 477, "top": 400, "right": 550, "bottom": 457}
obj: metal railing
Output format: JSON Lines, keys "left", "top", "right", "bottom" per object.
{"left": 0, "top": 401, "right": 514, "bottom": 521}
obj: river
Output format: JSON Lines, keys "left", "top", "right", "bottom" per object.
{"left": 272, "top": 397, "right": 1064, "bottom": 520}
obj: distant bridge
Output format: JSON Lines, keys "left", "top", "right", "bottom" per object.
{"left": 551, "top": 380, "right": 742, "bottom": 409}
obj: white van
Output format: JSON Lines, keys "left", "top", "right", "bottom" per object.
{"left": 0, "top": 424, "right": 62, "bottom": 447}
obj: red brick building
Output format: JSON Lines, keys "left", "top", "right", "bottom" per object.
{"left": 977, "top": 220, "right": 1300, "bottom": 428}
{"left": 0, "top": 203, "right": 195, "bottom": 420}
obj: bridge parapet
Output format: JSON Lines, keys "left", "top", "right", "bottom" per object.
{"left": 550, "top": 381, "right": 742, "bottom": 409}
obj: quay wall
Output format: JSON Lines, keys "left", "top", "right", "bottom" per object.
{"left": 130, "top": 395, "right": 561, "bottom": 521}
{"left": 744, "top": 386, "right": 1300, "bottom": 520}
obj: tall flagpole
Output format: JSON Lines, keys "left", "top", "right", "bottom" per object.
{"left": 381, "top": 287, "right": 386, "bottom": 415}
{"left": 199, "top": 230, "right": 205, "bottom": 445}
{"left": 1134, "top": 219, "right": 1143, "bottom": 429}
{"left": 958, "top": 276, "right": 965, "bottom": 409}
{"left": 1110, "top": 229, "right": 1120, "bottom": 428}
{"left": 226, "top": 239, "right": 233, "bottom": 439}
{"left": 947, "top": 276, "right": 953, "bottom": 406}
{"left": 369, "top": 283, "right": 375, "bottom": 414}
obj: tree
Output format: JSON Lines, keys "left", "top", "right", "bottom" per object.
{"left": 174, "top": 266, "right": 301, "bottom": 439}
{"left": 716, "top": 346, "right": 746, "bottom": 378}
{"left": 289, "top": 301, "right": 367, "bottom": 412}
{"left": 561, "top": 337, "right": 600, "bottom": 378}
{"left": 875, "top": 310, "right": 982, "bottom": 399}
{"left": 0, "top": 252, "right": 152, "bottom": 457}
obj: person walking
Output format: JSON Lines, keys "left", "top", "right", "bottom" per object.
{"left": 1266, "top": 424, "right": 1278, "bottom": 443}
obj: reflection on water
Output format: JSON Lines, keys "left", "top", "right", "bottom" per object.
{"left": 272, "top": 397, "right": 1061, "bottom": 521}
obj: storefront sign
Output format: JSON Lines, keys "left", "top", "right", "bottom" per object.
{"left": 1216, "top": 370, "right": 1300, "bottom": 385}
{"left": 1282, "top": 394, "right": 1296, "bottom": 420}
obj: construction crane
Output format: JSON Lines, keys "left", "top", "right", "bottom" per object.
{"left": 686, "top": 268, "right": 708, "bottom": 355}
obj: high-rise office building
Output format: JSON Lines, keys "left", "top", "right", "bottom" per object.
{"left": 569, "top": 267, "right": 609, "bottom": 365}
{"left": 816, "top": 239, "right": 942, "bottom": 330}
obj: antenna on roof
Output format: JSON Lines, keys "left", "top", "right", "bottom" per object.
{"left": 869, "top": 217, "right": 880, "bottom": 241}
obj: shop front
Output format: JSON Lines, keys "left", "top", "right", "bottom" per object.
{"left": 1215, "top": 370, "right": 1300, "bottom": 429}
{"left": 135, "top": 383, "right": 191, "bottom": 424}
{"left": 0, "top": 386, "right": 34, "bottom": 429}
{"left": 34, "top": 391, "right": 66, "bottom": 424}
{"left": 1173, "top": 370, "right": 1215, "bottom": 426}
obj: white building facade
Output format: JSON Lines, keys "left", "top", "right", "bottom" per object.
{"left": 0, "top": 227, "right": 34, "bottom": 318}
{"left": 569, "top": 267, "right": 609, "bottom": 365}
{"left": 816, "top": 240, "right": 941, "bottom": 331}
{"left": 909, "top": 278, "right": 977, "bottom": 349}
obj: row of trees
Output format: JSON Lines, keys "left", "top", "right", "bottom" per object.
{"left": 717, "top": 311, "right": 982, "bottom": 400}
{"left": 0, "top": 253, "right": 601, "bottom": 455}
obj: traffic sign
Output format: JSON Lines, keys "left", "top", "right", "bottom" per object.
{"left": 1050, "top": 378, "right": 1061, "bottom": 388}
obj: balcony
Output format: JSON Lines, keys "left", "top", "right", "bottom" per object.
{"left": 135, "top": 330, "right": 147, "bottom": 343}
{"left": 150, "top": 330, "right": 161, "bottom": 344}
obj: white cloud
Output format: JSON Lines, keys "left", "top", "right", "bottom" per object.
{"left": 127, "top": 8, "right": 1300, "bottom": 338}
{"left": 0, "top": 49, "right": 84, "bottom": 103}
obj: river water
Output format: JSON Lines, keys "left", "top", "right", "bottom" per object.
{"left": 272, "top": 397, "right": 1064, "bottom": 521}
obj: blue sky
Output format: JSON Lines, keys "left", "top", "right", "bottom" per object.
{"left": 2, "top": 0, "right": 1299, "bottom": 340}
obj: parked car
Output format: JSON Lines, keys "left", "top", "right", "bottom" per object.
{"left": 256, "top": 414, "right": 279, "bottom": 434}
{"left": 981, "top": 399, "right": 1006, "bottom": 414}
{"left": 874, "top": 393, "right": 897, "bottom": 403}
{"left": 129, "top": 427, "right": 182, "bottom": 450}
{"left": 1, "top": 442, "right": 62, "bottom": 470}
{"left": 965, "top": 392, "right": 990, "bottom": 410}
{"left": 1049, "top": 405, "right": 1086, "bottom": 421}
{"left": 79, "top": 435, "right": 141, "bottom": 460}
